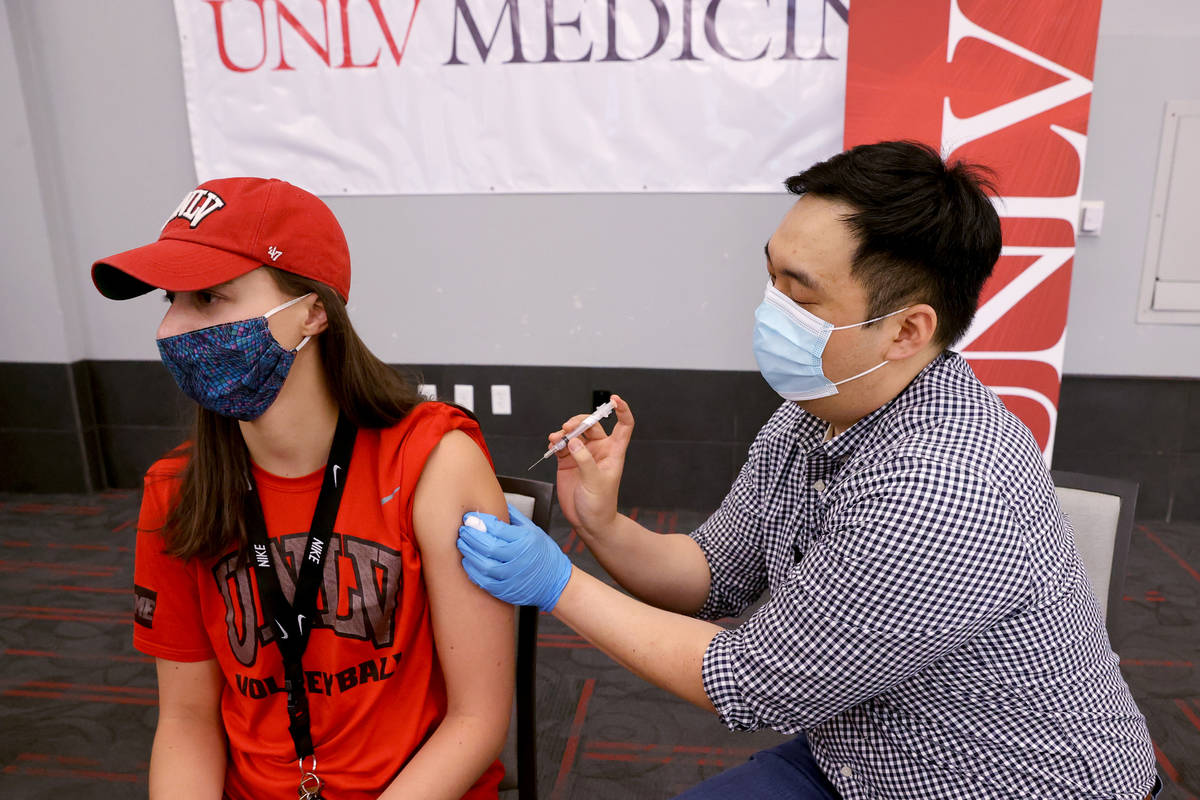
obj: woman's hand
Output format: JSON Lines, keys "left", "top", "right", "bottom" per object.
{"left": 550, "top": 394, "right": 635, "bottom": 539}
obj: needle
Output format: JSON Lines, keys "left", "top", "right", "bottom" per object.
{"left": 527, "top": 399, "right": 617, "bottom": 470}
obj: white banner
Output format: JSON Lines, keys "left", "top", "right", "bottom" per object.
{"left": 173, "top": 0, "right": 848, "bottom": 194}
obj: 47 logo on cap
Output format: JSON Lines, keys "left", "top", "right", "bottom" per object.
{"left": 166, "top": 188, "right": 225, "bottom": 229}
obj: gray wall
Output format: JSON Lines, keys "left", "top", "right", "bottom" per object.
{"left": 1069, "top": 0, "right": 1200, "bottom": 377}
{"left": 1, "top": 0, "right": 1198, "bottom": 375}
{"left": 0, "top": 3, "right": 71, "bottom": 363}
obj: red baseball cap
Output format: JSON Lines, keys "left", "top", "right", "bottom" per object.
{"left": 92, "top": 177, "right": 351, "bottom": 301}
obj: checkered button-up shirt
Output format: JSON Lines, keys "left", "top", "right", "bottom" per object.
{"left": 692, "top": 353, "right": 1156, "bottom": 800}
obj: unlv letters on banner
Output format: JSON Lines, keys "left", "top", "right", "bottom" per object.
{"left": 845, "top": 0, "right": 1103, "bottom": 460}
{"left": 173, "top": 0, "right": 848, "bottom": 193}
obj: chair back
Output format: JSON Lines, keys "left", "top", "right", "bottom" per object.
{"left": 495, "top": 475, "right": 554, "bottom": 800}
{"left": 1051, "top": 470, "right": 1138, "bottom": 633}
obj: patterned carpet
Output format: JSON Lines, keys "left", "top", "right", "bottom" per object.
{"left": 0, "top": 493, "right": 1196, "bottom": 798}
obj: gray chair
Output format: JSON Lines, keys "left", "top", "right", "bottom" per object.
{"left": 1051, "top": 470, "right": 1138, "bottom": 634}
{"left": 495, "top": 475, "right": 554, "bottom": 800}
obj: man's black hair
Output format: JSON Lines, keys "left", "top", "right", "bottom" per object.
{"left": 785, "top": 140, "right": 1003, "bottom": 347}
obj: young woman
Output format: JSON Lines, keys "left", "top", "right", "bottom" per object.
{"left": 92, "top": 177, "right": 513, "bottom": 800}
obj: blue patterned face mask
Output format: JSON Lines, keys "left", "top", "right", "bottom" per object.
{"left": 753, "top": 281, "right": 907, "bottom": 402}
{"left": 156, "top": 293, "right": 313, "bottom": 421}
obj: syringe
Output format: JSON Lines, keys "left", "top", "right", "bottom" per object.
{"left": 527, "top": 399, "right": 617, "bottom": 471}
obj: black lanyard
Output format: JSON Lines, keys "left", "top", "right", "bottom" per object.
{"left": 244, "top": 411, "right": 357, "bottom": 762}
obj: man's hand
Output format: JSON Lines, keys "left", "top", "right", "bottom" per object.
{"left": 457, "top": 503, "right": 573, "bottom": 612}
{"left": 551, "top": 394, "right": 635, "bottom": 538}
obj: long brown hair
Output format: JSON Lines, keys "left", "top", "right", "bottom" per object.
{"left": 160, "top": 267, "right": 423, "bottom": 560}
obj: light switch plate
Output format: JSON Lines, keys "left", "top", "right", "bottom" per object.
{"left": 1079, "top": 200, "right": 1104, "bottom": 235}
{"left": 491, "top": 385, "right": 512, "bottom": 415}
{"left": 453, "top": 384, "right": 474, "bottom": 412}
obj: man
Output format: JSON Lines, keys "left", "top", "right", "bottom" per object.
{"left": 457, "top": 141, "right": 1159, "bottom": 799}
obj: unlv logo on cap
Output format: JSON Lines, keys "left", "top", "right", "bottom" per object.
{"left": 165, "top": 188, "right": 226, "bottom": 229}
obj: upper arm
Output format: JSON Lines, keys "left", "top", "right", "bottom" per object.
{"left": 155, "top": 657, "right": 223, "bottom": 722}
{"left": 412, "top": 430, "right": 514, "bottom": 725}
{"left": 689, "top": 450, "right": 768, "bottom": 620}
{"left": 134, "top": 480, "right": 214, "bottom": 661}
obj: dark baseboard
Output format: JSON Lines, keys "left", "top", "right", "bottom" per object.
{"left": 2, "top": 361, "right": 1198, "bottom": 520}
{"left": 0, "top": 363, "right": 97, "bottom": 492}
{"left": 1052, "top": 374, "right": 1200, "bottom": 521}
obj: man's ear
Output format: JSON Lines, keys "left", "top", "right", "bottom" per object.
{"left": 885, "top": 303, "right": 937, "bottom": 361}
{"left": 301, "top": 296, "right": 329, "bottom": 336}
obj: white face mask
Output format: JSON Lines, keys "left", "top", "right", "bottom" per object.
{"left": 752, "top": 281, "right": 907, "bottom": 401}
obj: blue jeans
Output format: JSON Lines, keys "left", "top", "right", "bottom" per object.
{"left": 672, "top": 737, "right": 840, "bottom": 800}
{"left": 672, "top": 739, "right": 1163, "bottom": 800}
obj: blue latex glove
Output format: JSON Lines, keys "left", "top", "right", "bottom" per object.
{"left": 457, "top": 502, "right": 572, "bottom": 612}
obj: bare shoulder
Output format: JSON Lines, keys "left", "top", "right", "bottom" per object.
{"left": 419, "top": 429, "right": 498, "bottom": 494}
{"left": 424, "top": 429, "right": 490, "bottom": 471}
{"left": 413, "top": 430, "right": 506, "bottom": 544}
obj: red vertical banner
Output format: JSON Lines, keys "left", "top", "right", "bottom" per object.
{"left": 844, "top": 0, "right": 1103, "bottom": 461}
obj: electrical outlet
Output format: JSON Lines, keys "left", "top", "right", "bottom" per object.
{"left": 453, "top": 384, "right": 474, "bottom": 412}
{"left": 417, "top": 384, "right": 438, "bottom": 401}
{"left": 491, "top": 385, "right": 512, "bottom": 415}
